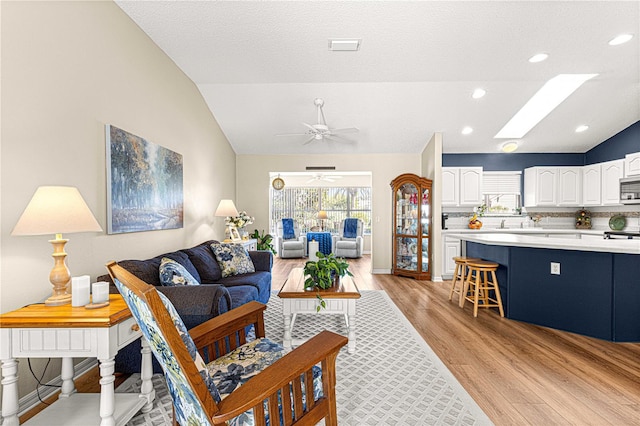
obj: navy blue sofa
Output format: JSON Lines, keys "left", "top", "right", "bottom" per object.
{"left": 99, "top": 240, "right": 273, "bottom": 373}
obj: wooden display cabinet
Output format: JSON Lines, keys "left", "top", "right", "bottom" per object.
{"left": 391, "top": 173, "right": 432, "bottom": 280}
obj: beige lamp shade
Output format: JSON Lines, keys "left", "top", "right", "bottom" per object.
{"left": 317, "top": 210, "right": 329, "bottom": 220}
{"left": 12, "top": 186, "right": 102, "bottom": 236}
{"left": 215, "top": 199, "right": 239, "bottom": 217}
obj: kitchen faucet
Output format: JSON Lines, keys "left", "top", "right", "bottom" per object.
{"left": 500, "top": 219, "right": 506, "bottom": 229}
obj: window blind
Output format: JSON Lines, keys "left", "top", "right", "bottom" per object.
{"left": 482, "top": 172, "right": 521, "bottom": 194}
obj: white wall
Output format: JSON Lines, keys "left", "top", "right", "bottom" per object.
{"left": 236, "top": 154, "right": 421, "bottom": 273}
{"left": 1, "top": 1, "right": 235, "bottom": 401}
{"left": 422, "top": 133, "right": 443, "bottom": 280}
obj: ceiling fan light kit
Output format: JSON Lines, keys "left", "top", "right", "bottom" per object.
{"left": 277, "top": 98, "right": 359, "bottom": 144}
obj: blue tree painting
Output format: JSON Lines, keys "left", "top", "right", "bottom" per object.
{"left": 106, "top": 125, "right": 184, "bottom": 234}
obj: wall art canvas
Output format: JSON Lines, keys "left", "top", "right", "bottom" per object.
{"left": 106, "top": 124, "right": 184, "bottom": 234}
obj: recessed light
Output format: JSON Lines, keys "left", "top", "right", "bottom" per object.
{"left": 575, "top": 125, "right": 589, "bottom": 133}
{"left": 529, "top": 53, "right": 549, "bottom": 63}
{"left": 609, "top": 34, "right": 633, "bottom": 46}
{"left": 501, "top": 141, "right": 519, "bottom": 153}
{"left": 461, "top": 126, "right": 473, "bottom": 135}
{"left": 328, "top": 39, "right": 361, "bottom": 51}
{"left": 494, "top": 74, "right": 598, "bottom": 139}
{"left": 472, "top": 88, "right": 486, "bottom": 99}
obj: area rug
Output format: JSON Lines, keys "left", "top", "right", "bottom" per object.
{"left": 118, "top": 290, "right": 493, "bottom": 425}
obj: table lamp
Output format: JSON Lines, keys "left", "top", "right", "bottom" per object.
{"left": 215, "top": 199, "right": 239, "bottom": 242}
{"left": 317, "top": 210, "right": 328, "bottom": 231}
{"left": 12, "top": 186, "right": 103, "bottom": 306}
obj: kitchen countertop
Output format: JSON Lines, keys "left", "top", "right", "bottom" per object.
{"left": 442, "top": 228, "right": 604, "bottom": 235}
{"left": 447, "top": 231, "right": 640, "bottom": 254}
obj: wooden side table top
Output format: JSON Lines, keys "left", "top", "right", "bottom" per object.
{"left": 278, "top": 267, "right": 361, "bottom": 299}
{"left": 0, "top": 294, "right": 131, "bottom": 328}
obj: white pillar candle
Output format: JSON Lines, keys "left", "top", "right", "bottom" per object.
{"left": 92, "top": 281, "right": 110, "bottom": 304}
{"left": 71, "top": 275, "right": 91, "bottom": 307}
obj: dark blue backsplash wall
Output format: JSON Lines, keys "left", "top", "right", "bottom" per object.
{"left": 443, "top": 120, "right": 639, "bottom": 170}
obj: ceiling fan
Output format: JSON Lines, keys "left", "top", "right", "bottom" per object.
{"left": 276, "top": 98, "right": 359, "bottom": 144}
{"left": 306, "top": 173, "right": 343, "bottom": 183}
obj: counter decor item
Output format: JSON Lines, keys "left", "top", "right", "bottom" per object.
{"left": 575, "top": 210, "right": 592, "bottom": 229}
{"left": 468, "top": 203, "right": 486, "bottom": 229}
{"left": 609, "top": 215, "right": 626, "bottom": 231}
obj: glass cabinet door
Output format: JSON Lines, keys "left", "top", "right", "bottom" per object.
{"left": 396, "top": 237, "right": 418, "bottom": 271}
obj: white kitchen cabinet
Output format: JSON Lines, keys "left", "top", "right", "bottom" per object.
{"left": 557, "top": 167, "right": 582, "bottom": 206}
{"left": 601, "top": 159, "right": 624, "bottom": 205}
{"left": 441, "top": 168, "right": 460, "bottom": 206}
{"left": 441, "top": 167, "right": 482, "bottom": 207}
{"left": 442, "top": 236, "right": 461, "bottom": 278}
{"left": 524, "top": 167, "right": 557, "bottom": 207}
{"left": 459, "top": 168, "right": 483, "bottom": 205}
{"left": 625, "top": 152, "right": 640, "bottom": 177}
{"left": 582, "top": 164, "right": 602, "bottom": 206}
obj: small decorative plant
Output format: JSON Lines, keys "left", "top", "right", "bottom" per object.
{"left": 250, "top": 229, "right": 276, "bottom": 254}
{"left": 303, "top": 252, "right": 353, "bottom": 311}
{"left": 225, "top": 211, "right": 254, "bottom": 228}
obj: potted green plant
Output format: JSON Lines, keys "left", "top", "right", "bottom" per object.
{"left": 303, "top": 252, "right": 353, "bottom": 311}
{"left": 249, "top": 229, "right": 276, "bottom": 254}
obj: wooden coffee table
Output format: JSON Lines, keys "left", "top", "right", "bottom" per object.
{"left": 278, "top": 267, "right": 361, "bottom": 354}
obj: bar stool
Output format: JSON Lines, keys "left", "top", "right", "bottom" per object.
{"left": 448, "top": 256, "right": 481, "bottom": 307}
{"left": 464, "top": 260, "right": 504, "bottom": 318}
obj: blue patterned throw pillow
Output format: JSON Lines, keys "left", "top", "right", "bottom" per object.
{"left": 210, "top": 243, "right": 255, "bottom": 278}
{"left": 159, "top": 257, "right": 200, "bottom": 286}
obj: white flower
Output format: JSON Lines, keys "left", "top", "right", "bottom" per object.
{"left": 225, "top": 210, "right": 255, "bottom": 228}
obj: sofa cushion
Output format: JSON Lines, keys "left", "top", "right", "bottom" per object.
{"left": 211, "top": 243, "right": 255, "bottom": 278}
{"left": 119, "top": 251, "right": 200, "bottom": 287}
{"left": 226, "top": 285, "right": 260, "bottom": 310}
{"left": 220, "top": 271, "right": 271, "bottom": 305}
{"left": 182, "top": 241, "right": 222, "bottom": 282}
{"left": 159, "top": 257, "right": 200, "bottom": 286}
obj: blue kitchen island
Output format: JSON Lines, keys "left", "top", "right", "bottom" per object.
{"left": 450, "top": 232, "right": 640, "bottom": 342}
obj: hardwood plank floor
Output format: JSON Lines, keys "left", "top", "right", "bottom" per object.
{"left": 274, "top": 255, "right": 640, "bottom": 425}
{"left": 23, "top": 254, "right": 640, "bottom": 425}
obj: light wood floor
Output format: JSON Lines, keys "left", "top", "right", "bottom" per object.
{"left": 23, "top": 255, "right": 640, "bottom": 425}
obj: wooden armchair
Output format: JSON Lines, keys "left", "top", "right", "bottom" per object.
{"left": 106, "top": 261, "right": 347, "bottom": 426}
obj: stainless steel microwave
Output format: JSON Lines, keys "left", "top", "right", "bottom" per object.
{"left": 620, "top": 176, "right": 640, "bottom": 204}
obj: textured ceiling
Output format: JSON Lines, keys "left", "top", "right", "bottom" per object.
{"left": 116, "top": 1, "right": 640, "bottom": 155}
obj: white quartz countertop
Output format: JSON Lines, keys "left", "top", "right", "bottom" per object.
{"left": 448, "top": 231, "right": 640, "bottom": 254}
{"left": 442, "top": 228, "right": 604, "bottom": 235}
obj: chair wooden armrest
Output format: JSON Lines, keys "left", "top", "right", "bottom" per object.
{"left": 190, "top": 301, "right": 267, "bottom": 359}
{"left": 213, "top": 330, "right": 347, "bottom": 425}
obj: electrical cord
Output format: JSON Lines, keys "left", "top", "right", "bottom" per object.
{"left": 27, "top": 358, "right": 61, "bottom": 406}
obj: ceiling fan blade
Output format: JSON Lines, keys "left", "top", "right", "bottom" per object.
{"left": 329, "top": 127, "right": 359, "bottom": 134}
{"left": 275, "top": 132, "right": 308, "bottom": 137}
{"left": 302, "top": 136, "right": 316, "bottom": 145}
{"left": 302, "top": 122, "right": 318, "bottom": 132}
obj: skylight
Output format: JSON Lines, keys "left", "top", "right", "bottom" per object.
{"left": 494, "top": 74, "right": 598, "bottom": 139}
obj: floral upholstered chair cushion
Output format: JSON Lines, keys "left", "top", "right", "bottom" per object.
{"left": 207, "top": 339, "right": 323, "bottom": 426}
{"left": 159, "top": 257, "right": 200, "bottom": 286}
{"left": 210, "top": 243, "right": 255, "bottom": 278}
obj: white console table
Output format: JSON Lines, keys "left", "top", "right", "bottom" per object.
{"left": 0, "top": 294, "right": 154, "bottom": 426}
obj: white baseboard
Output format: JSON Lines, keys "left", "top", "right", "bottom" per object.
{"left": 432, "top": 276, "right": 443, "bottom": 282}
{"left": 372, "top": 268, "right": 391, "bottom": 274}
{"left": 4, "top": 358, "right": 99, "bottom": 419}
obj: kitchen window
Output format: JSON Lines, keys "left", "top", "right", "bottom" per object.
{"left": 482, "top": 171, "right": 522, "bottom": 215}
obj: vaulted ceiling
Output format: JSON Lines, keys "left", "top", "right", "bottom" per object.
{"left": 116, "top": 1, "right": 639, "bottom": 155}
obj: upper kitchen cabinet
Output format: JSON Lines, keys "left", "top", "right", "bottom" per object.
{"left": 524, "top": 167, "right": 557, "bottom": 207}
{"left": 524, "top": 167, "right": 582, "bottom": 207}
{"left": 557, "top": 167, "right": 582, "bottom": 206}
{"left": 441, "top": 167, "right": 482, "bottom": 207}
{"left": 625, "top": 152, "right": 640, "bottom": 177}
{"left": 582, "top": 164, "right": 602, "bottom": 206}
{"left": 601, "top": 159, "right": 624, "bottom": 205}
